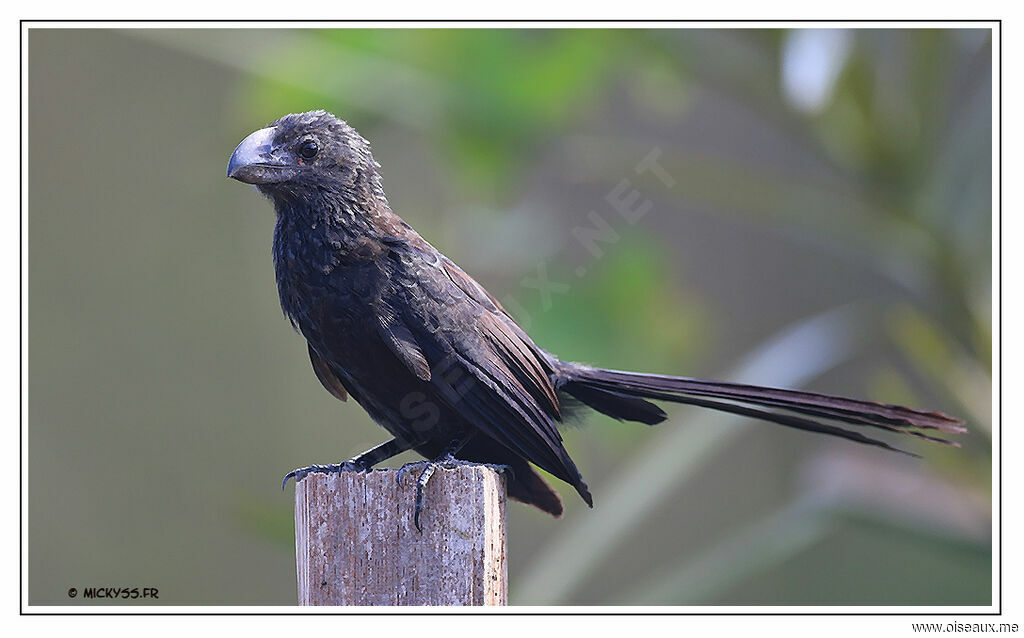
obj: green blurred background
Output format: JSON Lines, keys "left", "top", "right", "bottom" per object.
{"left": 27, "top": 27, "right": 992, "bottom": 606}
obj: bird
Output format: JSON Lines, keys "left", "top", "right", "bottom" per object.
{"left": 227, "top": 110, "right": 965, "bottom": 529}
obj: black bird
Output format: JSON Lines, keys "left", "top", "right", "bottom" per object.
{"left": 227, "top": 110, "right": 964, "bottom": 526}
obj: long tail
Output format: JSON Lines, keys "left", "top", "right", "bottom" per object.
{"left": 559, "top": 366, "right": 966, "bottom": 455}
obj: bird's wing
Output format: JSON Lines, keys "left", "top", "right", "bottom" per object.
{"left": 388, "top": 247, "right": 591, "bottom": 503}
{"left": 438, "top": 256, "right": 561, "bottom": 417}
{"left": 376, "top": 307, "right": 432, "bottom": 382}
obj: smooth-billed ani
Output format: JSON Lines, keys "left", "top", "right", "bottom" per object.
{"left": 227, "top": 110, "right": 964, "bottom": 526}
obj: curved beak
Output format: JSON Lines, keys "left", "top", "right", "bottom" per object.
{"left": 227, "top": 127, "right": 299, "bottom": 184}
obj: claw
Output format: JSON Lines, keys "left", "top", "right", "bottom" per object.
{"left": 413, "top": 460, "right": 447, "bottom": 533}
{"left": 413, "top": 465, "right": 432, "bottom": 533}
{"left": 399, "top": 433, "right": 478, "bottom": 532}
{"left": 281, "top": 470, "right": 298, "bottom": 491}
{"left": 281, "top": 461, "right": 363, "bottom": 489}
{"left": 396, "top": 461, "right": 423, "bottom": 487}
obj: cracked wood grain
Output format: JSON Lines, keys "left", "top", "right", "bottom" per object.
{"left": 294, "top": 464, "right": 507, "bottom": 606}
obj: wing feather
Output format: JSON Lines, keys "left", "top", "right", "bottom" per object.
{"left": 308, "top": 344, "right": 348, "bottom": 402}
{"left": 391, "top": 248, "right": 591, "bottom": 503}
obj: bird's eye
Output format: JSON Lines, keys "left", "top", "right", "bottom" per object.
{"left": 298, "top": 139, "right": 319, "bottom": 160}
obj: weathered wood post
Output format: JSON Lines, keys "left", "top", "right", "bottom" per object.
{"left": 293, "top": 464, "right": 508, "bottom": 606}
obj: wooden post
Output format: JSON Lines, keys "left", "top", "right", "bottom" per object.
{"left": 293, "top": 464, "right": 508, "bottom": 606}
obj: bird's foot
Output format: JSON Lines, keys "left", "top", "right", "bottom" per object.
{"left": 396, "top": 456, "right": 512, "bottom": 532}
{"left": 281, "top": 460, "right": 366, "bottom": 490}
{"left": 412, "top": 456, "right": 448, "bottom": 533}
{"left": 395, "top": 461, "right": 426, "bottom": 488}
{"left": 396, "top": 458, "right": 511, "bottom": 487}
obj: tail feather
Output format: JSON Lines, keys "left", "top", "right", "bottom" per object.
{"left": 505, "top": 460, "right": 565, "bottom": 517}
{"left": 559, "top": 382, "right": 667, "bottom": 425}
{"left": 561, "top": 366, "right": 965, "bottom": 453}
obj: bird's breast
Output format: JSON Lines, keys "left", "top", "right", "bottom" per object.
{"left": 274, "top": 234, "right": 391, "bottom": 340}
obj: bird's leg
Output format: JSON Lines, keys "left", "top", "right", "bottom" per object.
{"left": 412, "top": 432, "right": 476, "bottom": 532}
{"left": 282, "top": 436, "right": 421, "bottom": 489}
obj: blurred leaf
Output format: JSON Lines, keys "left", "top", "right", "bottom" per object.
{"left": 886, "top": 305, "right": 992, "bottom": 441}
{"left": 301, "top": 29, "right": 621, "bottom": 197}
{"left": 867, "top": 365, "right": 922, "bottom": 410}
{"left": 516, "top": 235, "right": 708, "bottom": 373}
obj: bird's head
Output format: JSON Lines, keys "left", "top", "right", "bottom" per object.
{"left": 227, "top": 110, "right": 380, "bottom": 201}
